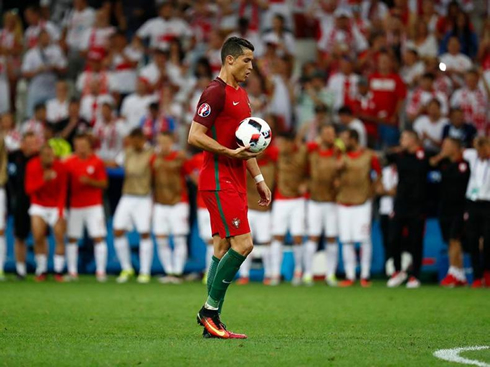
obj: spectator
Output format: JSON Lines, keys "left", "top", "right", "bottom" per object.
{"left": 76, "top": 53, "right": 112, "bottom": 97}
{"left": 478, "top": 19, "right": 490, "bottom": 85}
{"left": 406, "top": 19, "right": 439, "bottom": 59}
{"left": 413, "top": 99, "right": 449, "bottom": 153}
{"left": 262, "top": 14, "right": 296, "bottom": 57}
{"left": 297, "top": 70, "right": 332, "bottom": 127}
{"left": 22, "top": 103, "right": 47, "bottom": 142}
{"left": 135, "top": 2, "right": 192, "bottom": 53}
{"left": 228, "top": 17, "right": 264, "bottom": 57}
{"left": 140, "top": 102, "right": 175, "bottom": 144}
{"left": 61, "top": 0, "right": 95, "bottom": 78}
{"left": 400, "top": 49, "right": 425, "bottom": 88}
{"left": 424, "top": 56, "right": 454, "bottom": 97}
{"left": 420, "top": 1, "right": 440, "bottom": 34}
{"left": 338, "top": 106, "right": 367, "bottom": 148}
{"left": 56, "top": 98, "right": 91, "bottom": 146}
{"left": 268, "top": 56, "right": 295, "bottom": 131}
{"left": 80, "top": 8, "right": 116, "bottom": 61}
{"left": 44, "top": 124, "right": 72, "bottom": 158}
{"left": 0, "top": 136, "right": 5, "bottom": 281}
{"left": 440, "top": 12, "right": 478, "bottom": 59}
{"left": 327, "top": 57, "right": 359, "bottom": 112}
{"left": 46, "top": 80, "right": 69, "bottom": 125}
{"left": 368, "top": 52, "right": 407, "bottom": 147}
{"left": 245, "top": 71, "right": 269, "bottom": 119}
{"left": 238, "top": 0, "right": 267, "bottom": 34}
{"left": 217, "top": 0, "right": 238, "bottom": 34}
{"left": 0, "top": 54, "right": 10, "bottom": 116}
{"left": 1, "top": 112, "right": 21, "bottom": 152}
{"left": 120, "top": 77, "right": 157, "bottom": 129}
{"left": 439, "top": 36, "right": 472, "bottom": 88}
{"left": 298, "top": 104, "right": 330, "bottom": 144}
{"left": 205, "top": 30, "right": 225, "bottom": 76}
{"left": 450, "top": 69, "right": 490, "bottom": 136}
{"left": 406, "top": 73, "right": 449, "bottom": 122}
{"left": 80, "top": 79, "right": 114, "bottom": 126}
{"left": 463, "top": 137, "right": 490, "bottom": 288}
{"left": 93, "top": 102, "right": 127, "bottom": 166}
{"left": 21, "top": 30, "right": 67, "bottom": 118}
{"left": 442, "top": 107, "right": 477, "bottom": 147}
{"left": 24, "top": 5, "right": 60, "bottom": 49}
{"left": 139, "top": 49, "right": 180, "bottom": 91}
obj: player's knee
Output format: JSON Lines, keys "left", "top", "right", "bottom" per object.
{"left": 274, "top": 235, "right": 285, "bottom": 242}
{"left": 68, "top": 238, "right": 78, "bottom": 244}
{"left": 140, "top": 233, "right": 150, "bottom": 239}
{"left": 93, "top": 237, "right": 104, "bottom": 244}
{"left": 114, "top": 229, "right": 125, "bottom": 238}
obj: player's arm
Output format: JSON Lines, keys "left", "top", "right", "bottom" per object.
{"left": 188, "top": 122, "right": 259, "bottom": 160}
{"left": 80, "top": 161, "right": 108, "bottom": 189}
{"left": 246, "top": 158, "right": 272, "bottom": 207}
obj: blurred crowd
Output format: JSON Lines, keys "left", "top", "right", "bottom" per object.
{"left": 0, "top": 0, "right": 489, "bottom": 287}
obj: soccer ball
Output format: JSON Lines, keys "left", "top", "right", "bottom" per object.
{"left": 235, "top": 117, "right": 272, "bottom": 153}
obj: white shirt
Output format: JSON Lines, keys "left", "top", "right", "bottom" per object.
{"left": 109, "top": 46, "right": 143, "bottom": 94}
{"left": 80, "top": 93, "right": 114, "bottom": 124}
{"left": 327, "top": 73, "right": 359, "bottom": 111}
{"left": 136, "top": 17, "right": 192, "bottom": 50}
{"left": 21, "top": 119, "right": 45, "bottom": 137}
{"left": 139, "top": 62, "right": 181, "bottom": 88}
{"left": 262, "top": 31, "right": 296, "bottom": 56}
{"left": 345, "top": 118, "right": 367, "bottom": 147}
{"left": 22, "top": 45, "right": 67, "bottom": 89}
{"left": 413, "top": 116, "right": 448, "bottom": 151}
{"left": 24, "top": 21, "right": 60, "bottom": 48}
{"left": 46, "top": 98, "right": 69, "bottom": 124}
{"left": 93, "top": 118, "right": 128, "bottom": 162}
{"left": 379, "top": 165, "right": 398, "bottom": 215}
{"left": 464, "top": 149, "right": 490, "bottom": 201}
{"left": 120, "top": 93, "right": 158, "bottom": 129}
{"left": 450, "top": 87, "right": 488, "bottom": 135}
{"left": 80, "top": 26, "right": 116, "bottom": 51}
{"left": 63, "top": 7, "right": 96, "bottom": 51}
{"left": 400, "top": 61, "right": 425, "bottom": 86}
{"left": 405, "top": 35, "right": 439, "bottom": 58}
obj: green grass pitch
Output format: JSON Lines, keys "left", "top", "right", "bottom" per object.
{"left": 0, "top": 277, "right": 489, "bottom": 366}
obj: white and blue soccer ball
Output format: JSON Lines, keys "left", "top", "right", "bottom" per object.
{"left": 235, "top": 117, "right": 272, "bottom": 153}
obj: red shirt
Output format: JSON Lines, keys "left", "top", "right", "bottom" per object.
{"left": 64, "top": 154, "right": 107, "bottom": 208}
{"left": 193, "top": 77, "right": 251, "bottom": 193}
{"left": 25, "top": 157, "right": 67, "bottom": 215}
{"left": 346, "top": 92, "right": 378, "bottom": 138}
{"left": 185, "top": 152, "right": 206, "bottom": 208}
{"left": 368, "top": 72, "right": 407, "bottom": 124}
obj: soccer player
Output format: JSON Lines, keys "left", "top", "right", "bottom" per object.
{"left": 430, "top": 138, "right": 470, "bottom": 287}
{"left": 64, "top": 134, "right": 108, "bottom": 282}
{"left": 187, "top": 37, "right": 271, "bottom": 339}
{"left": 299, "top": 124, "right": 341, "bottom": 287}
{"left": 8, "top": 132, "right": 40, "bottom": 279}
{"left": 25, "top": 145, "right": 67, "bottom": 282}
{"left": 151, "top": 132, "right": 189, "bottom": 284}
{"left": 271, "top": 131, "right": 307, "bottom": 286}
{"left": 113, "top": 128, "right": 154, "bottom": 284}
{"left": 336, "top": 129, "right": 381, "bottom": 287}
{"left": 237, "top": 146, "right": 277, "bottom": 285}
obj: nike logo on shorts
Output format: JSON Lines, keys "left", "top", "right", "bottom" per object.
{"left": 222, "top": 280, "right": 232, "bottom": 284}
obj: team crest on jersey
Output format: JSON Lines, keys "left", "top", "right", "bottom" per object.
{"left": 459, "top": 162, "right": 467, "bottom": 172}
{"left": 416, "top": 150, "right": 425, "bottom": 160}
{"left": 231, "top": 218, "right": 241, "bottom": 229}
{"left": 87, "top": 166, "right": 95, "bottom": 174}
{"left": 197, "top": 103, "right": 211, "bottom": 117}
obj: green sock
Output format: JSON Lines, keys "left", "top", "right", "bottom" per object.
{"left": 207, "top": 256, "right": 220, "bottom": 295}
{"left": 206, "top": 249, "right": 246, "bottom": 309}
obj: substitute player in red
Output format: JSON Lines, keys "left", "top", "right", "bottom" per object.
{"left": 188, "top": 37, "right": 271, "bottom": 339}
{"left": 25, "top": 145, "right": 67, "bottom": 282}
{"left": 64, "top": 134, "right": 108, "bottom": 282}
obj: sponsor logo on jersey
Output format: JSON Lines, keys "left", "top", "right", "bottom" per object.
{"left": 416, "top": 150, "right": 425, "bottom": 160}
{"left": 232, "top": 218, "right": 240, "bottom": 229}
{"left": 197, "top": 103, "right": 211, "bottom": 117}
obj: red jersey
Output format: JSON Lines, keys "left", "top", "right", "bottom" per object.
{"left": 64, "top": 154, "right": 107, "bottom": 208}
{"left": 185, "top": 152, "right": 206, "bottom": 208}
{"left": 193, "top": 77, "right": 251, "bottom": 194}
{"left": 25, "top": 157, "right": 67, "bottom": 215}
{"left": 368, "top": 72, "right": 407, "bottom": 124}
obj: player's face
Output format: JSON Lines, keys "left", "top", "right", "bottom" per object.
{"left": 476, "top": 143, "right": 490, "bottom": 159}
{"left": 400, "top": 132, "right": 416, "bottom": 150}
{"left": 74, "top": 138, "right": 91, "bottom": 156}
{"left": 131, "top": 136, "right": 146, "bottom": 150}
{"left": 320, "top": 126, "right": 335, "bottom": 146}
{"left": 441, "top": 139, "right": 456, "bottom": 157}
{"left": 231, "top": 49, "right": 254, "bottom": 83}
{"left": 157, "top": 135, "right": 173, "bottom": 155}
{"left": 40, "top": 147, "right": 55, "bottom": 166}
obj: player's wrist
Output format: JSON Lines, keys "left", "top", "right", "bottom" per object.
{"left": 254, "top": 174, "right": 264, "bottom": 184}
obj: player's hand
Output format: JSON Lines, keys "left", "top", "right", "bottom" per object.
{"left": 227, "top": 146, "right": 259, "bottom": 160}
{"left": 256, "top": 181, "right": 272, "bottom": 207}
{"left": 80, "top": 175, "right": 91, "bottom": 184}
{"left": 43, "top": 170, "right": 56, "bottom": 180}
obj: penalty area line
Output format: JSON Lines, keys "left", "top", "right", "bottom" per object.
{"left": 433, "top": 346, "right": 490, "bottom": 367}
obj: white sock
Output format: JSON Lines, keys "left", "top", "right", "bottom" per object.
{"left": 303, "top": 240, "right": 317, "bottom": 278}
{"left": 54, "top": 254, "right": 65, "bottom": 274}
{"left": 205, "top": 244, "right": 214, "bottom": 269}
{"left": 360, "top": 240, "right": 372, "bottom": 280}
{"left": 0, "top": 236, "right": 5, "bottom": 272}
{"left": 293, "top": 244, "right": 303, "bottom": 273}
{"left": 94, "top": 241, "right": 108, "bottom": 274}
{"left": 342, "top": 243, "right": 356, "bottom": 281}
{"left": 325, "top": 241, "right": 339, "bottom": 278}
{"left": 270, "top": 239, "right": 283, "bottom": 278}
{"left": 240, "top": 253, "right": 252, "bottom": 278}
{"left": 66, "top": 243, "right": 78, "bottom": 275}
{"left": 173, "top": 236, "right": 187, "bottom": 276}
{"left": 16, "top": 262, "right": 26, "bottom": 277}
{"left": 262, "top": 245, "right": 272, "bottom": 278}
{"left": 139, "top": 237, "right": 153, "bottom": 276}
{"left": 114, "top": 236, "right": 132, "bottom": 271}
{"left": 157, "top": 237, "right": 174, "bottom": 275}
{"left": 455, "top": 267, "right": 466, "bottom": 281}
{"left": 448, "top": 266, "right": 457, "bottom": 277}
{"left": 35, "top": 254, "right": 47, "bottom": 275}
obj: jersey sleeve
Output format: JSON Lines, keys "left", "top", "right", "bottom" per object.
{"left": 192, "top": 82, "right": 226, "bottom": 129}
{"left": 370, "top": 153, "right": 382, "bottom": 175}
{"left": 95, "top": 159, "right": 108, "bottom": 181}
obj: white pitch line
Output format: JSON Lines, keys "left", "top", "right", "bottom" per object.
{"left": 434, "top": 346, "right": 490, "bottom": 367}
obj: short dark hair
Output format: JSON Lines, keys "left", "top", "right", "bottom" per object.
{"left": 70, "top": 97, "right": 80, "bottom": 105}
{"left": 421, "top": 72, "right": 435, "bottom": 81}
{"left": 338, "top": 106, "right": 353, "bottom": 116}
{"left": 74, "top": 132, "right": 92, "bottom": 143}
{"left": 149, "top": 102, "right": 159, "bottom": 111}
{"left": 277, "top": 130, "right": 296, "bottom": 141}
{"left": 347, "top": 129, "right": 359, "bottom": 143}
{"left": 129, "top": 127, "right": 144, "bottom": 138}
{"left": 221, "top": 37, "right": 254, "bottom": 64}
{"left": 34, "top": 103, "right": 46, "bottom": 112}
{"left": 428, "top": 98, "right": 441, "bottom": 108}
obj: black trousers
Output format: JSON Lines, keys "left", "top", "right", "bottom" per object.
{"left": 466, "top": 200, "right": 490, "bottom": 279}
{"left": 388, "top": 212, "right": 426, "bottom": 278}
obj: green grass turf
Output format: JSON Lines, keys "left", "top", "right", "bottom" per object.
{"left": 0, "top": 277, "right": 489, "bottom": 367}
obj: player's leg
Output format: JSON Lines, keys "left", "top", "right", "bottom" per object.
{"left": 405, "top": 214, "right": 425, "bottom": 288}
{"left": 439, "top": 216, "right": 458, "bottom": 286}
{"left": 52, "top": 213, "right": 67, "bottom": 282}
{"left": 256, "top": 211, "right": 272, "bottom": 285}
{"left": 170, "top": 203, "right": 190, "bottom": 281}
{"left": 66, "top": 208, "right": 84, "bottom": 281}
{"left": 30, "top": 211, "right": 48, "bottom": 281}
{"left": 0, "top": 188, "right": 6, "bottom": 280}
{"left": 154, "top": 204, "right": 174, "bottom": 282}
{"left": 133, "top": 197, "right": 153, "bottom": 284}
{"left": 197, "top": 208, "right": 213, "bottom": 283}
{"left": 237, "top": 210, "right": 256, "bottom": 284}
{"left": 325, "top": 203, "right": 339, "bottom": 286}
{"left": 338, "top": 205, "right": 356, "bottom": 287}
{"left": 87, "top": 205, "right": 109, "bottom": 282}
{"left": 304, "top": 200, "right": 322, "bottom": 286}
{"left": 113, "top": 196, "right": 134, "bottom": 283}
{"left": 387, "top": 214, "right": 408, "bottom": 287}
{"left": 357, "top": 202, "right": 373, "bottom": 287}
{"left": 270, "top": 200, "right": 289, "bottom": 285}
{"left": 291, "top": 198, "right": 307, "bottom": 284}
